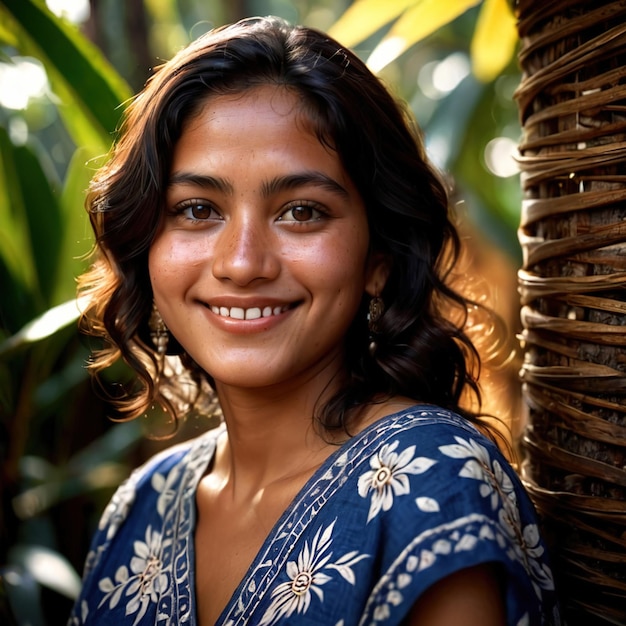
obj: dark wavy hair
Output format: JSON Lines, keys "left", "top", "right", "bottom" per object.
{"left": 79, "top": 15, "right": 491, "bottom": 435}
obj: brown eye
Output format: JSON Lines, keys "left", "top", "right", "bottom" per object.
{"left": 175, "top": 200, "right": 221, "bottom": 222}
{"left": 190, "top": 204, "right": 213, "bottom": 220}
{"left": 290, "top": 205, "right": 314, "bottom": 221}
{"left": 279, "top": 202, "right": 323, "bottom": 223}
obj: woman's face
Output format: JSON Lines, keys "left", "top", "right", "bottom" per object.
{"left": 149, "top": 85, "right": 386, "bottom": 393}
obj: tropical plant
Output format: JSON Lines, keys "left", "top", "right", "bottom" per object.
{"left": 329, "top": 0, "right": 522, "bottom": 256}
{"left": 0, "top": 1, "right": 138, "bottom": 622}
{"left": 329, "top": 0, "right": 517, "bottom": 81}
{"left": 512, "top": 1, "right": 626, "bottom": 623}
{"left": 0, "top": 2, "right": 347, "bottom": 622}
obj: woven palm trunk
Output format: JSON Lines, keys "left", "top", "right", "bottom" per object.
{"left": 515, "top": 1, "right": 626, "bottom": 623}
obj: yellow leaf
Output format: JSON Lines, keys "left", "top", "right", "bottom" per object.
{"left": 367, "top": 0, "right": 481, "bottom": 72}
{"left": 328, "top": 0, "right": 417, "bottom": 48}
{"left": 470, "top": 0, "right": 518, "bottom": 82}
{"left": 0, "top": 6, "right": 19, "bottom": 47}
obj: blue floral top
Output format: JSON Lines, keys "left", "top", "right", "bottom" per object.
{"left": 68, "top": 406, "right": 560, "bottom": 625}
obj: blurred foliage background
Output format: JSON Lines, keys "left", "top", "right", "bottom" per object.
{"left": 0, "top": 0, "right": 522, "bottom": 623}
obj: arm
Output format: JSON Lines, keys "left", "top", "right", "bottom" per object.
{"left": 405, "top": 563, "right": 506, "bottom": 626}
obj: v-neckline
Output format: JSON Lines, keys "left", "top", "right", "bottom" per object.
{"left": 191, "top": 403, "right": 431, "bottom": 625}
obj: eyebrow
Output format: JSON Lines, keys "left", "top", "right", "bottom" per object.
{"left": 168, "top": 170, "right": 350, "bottom": 199}
{"left": 168, "top": 173, "right": 233, "bottom": 195}
{"left": 262, "top": 172, "right": 350, "bottom": 199}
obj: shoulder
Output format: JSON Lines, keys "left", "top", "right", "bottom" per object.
{"left": 69, "top": 427, "right": 222, "bottom": 625}
{"left": 355, "top": 403, "right": 501, "bottom": 463}
{"left": 351, "top": 404, "right": 532, "bottom": 535}
{"left": 90, "top": 425, "right": 221, "bottom": 560}
{"left": 352, "top": 404, "right": 513, "bottom": 514}
{"left": 342, "top": 405, "right": 558, "bottom": 623}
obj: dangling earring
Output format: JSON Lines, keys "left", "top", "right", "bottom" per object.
{"left": 368, "top": 296, "right": 384, "bottom": 356}
{"left": 149, "top": 302, "right": 169, "bottom": 357}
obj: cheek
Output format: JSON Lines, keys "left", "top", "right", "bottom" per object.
{"left": 148, "top": 234, "right": 205, "bottom": 288}
{"left": 291, "top": 236, "right": 369, "bottom": 297}
{"left": 148, "top": 238, "right": 174, "bottom": 294}
{"left": 327, "top": 228, "right": 371, "bottom": 289}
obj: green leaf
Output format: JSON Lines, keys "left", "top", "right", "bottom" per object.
{"left": 144, "top": 0, "right": 188, "bottom": 54}
{"left": 367, "top": 0, "right": 481, "bottom": 71}
{"left": 52, "top": 146, "right": 99, "bottom": 304}
{"left": 0, "top": 565, "right": 46, "bottom": 626}
{"left": 328, "top": 0, "right": 416, "bottom": 48}
{"left": 470, "top": 0, "right": 517, "bottom": 82}
{"left": 0, "top": 126, "right": 40, "bottom": 307}
{"left": 12, "top": 141, "right": 63, "bottom": 304}
{"left": 9, "top": 544, "right": 81, "bottom": 599}
{"left": 68, "top": 421, "right": 143, "bottom": 474}
{"left": 0, "top": 0, "right": 132, "bottom": 153}
{"left": 0, "top": 298, "right": 83, "bottom": 356}
{"left": 423, "top": 73, "right": 485, "bottom": 168}
{"left": 0, "top": 4, "right": 18, "bottom": 47}
{"left": 12, "top": 422, "right": 141, "bottom": 518}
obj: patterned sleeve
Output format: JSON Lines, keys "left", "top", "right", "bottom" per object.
{"left": 67, "top": 439, "right": 200, "bottom": 626}
{"left": 354, "top": 414, "right": 559, "bottom": 626}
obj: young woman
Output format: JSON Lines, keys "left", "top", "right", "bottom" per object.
{"left": 69, "top": 16, "right": 560, "bottom": 626}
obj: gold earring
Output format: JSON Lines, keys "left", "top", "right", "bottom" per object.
{"left": 368, "top": 296, "right": 384, "bottom": 331}
{"left": 149, "top": 302, "right": 169, "bottom": 356}
{"left": 368, "top": 296, "right": 384, "bottom": 356}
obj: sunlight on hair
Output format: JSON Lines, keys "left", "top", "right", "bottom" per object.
{"left": 446, "top": 215, "right": 523, "bottom": 458}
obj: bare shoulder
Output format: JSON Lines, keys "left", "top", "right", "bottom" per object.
{"left": 405, "top": 563, "right": 506, "bottom": 626}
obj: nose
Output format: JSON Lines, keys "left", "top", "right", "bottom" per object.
{"left": 212, "top": 213, "right": 280, "bottom": 285}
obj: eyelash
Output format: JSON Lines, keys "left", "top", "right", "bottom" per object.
{"left": 169, "top": 199, "right": 327, "bottom": 224}
{"left": 171, "top": 199, "right": 221, "bottom": 222}
{"left": 278, "top": 201, "right": 326, "bottom": 223}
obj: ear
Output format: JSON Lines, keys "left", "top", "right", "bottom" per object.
{"left": 364, "top": 251, "right": 391, "bottom": 297}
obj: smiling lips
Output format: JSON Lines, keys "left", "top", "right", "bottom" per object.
{"left": 209, "top": 304, "right": 291, "bottom": 320}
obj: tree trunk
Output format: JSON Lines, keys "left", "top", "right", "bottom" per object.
{"left": 515, "top": 1, "right": 626, "bottom": 624}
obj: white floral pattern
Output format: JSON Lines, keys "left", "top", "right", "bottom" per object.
{"left": 439, "top": 436, "right": 555, "bottom": 598}
{"left": 98, "top": 479, "right": 137, "bottom": 542}
{"left": 70, "top": 430, "right": 218, "bottom": 625}
{"left": 259, "top": 520, "right": 369, "bottom": 626}
{"left": 439, "top": 436, "right": 515, "bottom": 510}
{"left": 357, "top": 441, "right": 436, "bottom": 522}
{"left": 98, "top": 526, "right": 170, "bottom": 625}
{"left": 69, "top": 410, "right": 559, "bottom": 626}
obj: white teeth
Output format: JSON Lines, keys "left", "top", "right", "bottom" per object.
{"left": 211, "top": 304, "right": 288, "bottom": 319}
{"left": 245, "top": 307, "right": 261, "bottom": 320}
{"left": 230, "top": 307, "right": 245, "bottom": 320}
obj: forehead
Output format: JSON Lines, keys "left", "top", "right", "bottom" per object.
{"left": 171, "top": 85, "right": 344, "bottom": 176}
{"left": 182, "top": 85, "right": 319, "bottom": 137}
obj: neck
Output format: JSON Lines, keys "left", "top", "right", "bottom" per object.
{"left": 211, "top": 377, "right": 341, "bottom": 500}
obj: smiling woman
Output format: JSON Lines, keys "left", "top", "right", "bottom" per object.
{"left": 150, "top": 85, "right": 378, "bottom": 391}
{"left": 70, "top": 16, "right": 560, "bottom": 626}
